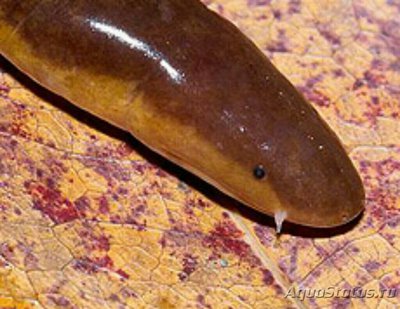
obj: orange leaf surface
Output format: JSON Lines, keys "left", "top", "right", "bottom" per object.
{"left": 0, "top": 1, "right": 399, "bottom": 308}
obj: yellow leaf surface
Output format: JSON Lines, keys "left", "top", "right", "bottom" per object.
{"left": 0, "top": 1, "right": 399, "bottom": 308}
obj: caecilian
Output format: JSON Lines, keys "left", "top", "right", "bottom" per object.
{"left": 0, "top": 0, "right": 365, "bottom": 230}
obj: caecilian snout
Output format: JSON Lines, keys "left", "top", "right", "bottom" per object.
{"left": 266, "top": 115, "right": 365, "bottom": 227}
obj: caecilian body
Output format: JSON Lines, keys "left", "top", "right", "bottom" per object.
{"left": 0, "top": 0, "right": 365, "bottom": 228}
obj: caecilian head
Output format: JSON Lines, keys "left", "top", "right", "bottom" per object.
{"left": 171, "top": 74, "right": 366, "bottom": 228}
{"left": 202, "top": 63, "right": 365, "bottom": 228}
{"left": 195, "top": 68, "right": 366, "bottom": 228}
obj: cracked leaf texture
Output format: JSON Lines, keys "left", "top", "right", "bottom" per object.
{"left": 0, "top": 0, "right": 399, "bottom": 308}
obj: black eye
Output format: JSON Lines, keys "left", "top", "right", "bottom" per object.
{"left": 253, "top": 165, "right": 266, "bottom": 179}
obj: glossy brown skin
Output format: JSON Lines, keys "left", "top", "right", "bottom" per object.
{"left": 0, "top": 0, "right": 365, "bottom": 227}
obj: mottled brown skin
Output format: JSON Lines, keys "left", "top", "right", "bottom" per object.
{"left": 0, "top": 0, "right": 365, "bottom": 227}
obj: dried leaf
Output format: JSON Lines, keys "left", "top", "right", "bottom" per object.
{"left": 0, "top": 1, "right": 399, "bottom": 308}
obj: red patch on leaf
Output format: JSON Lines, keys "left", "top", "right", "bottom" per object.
{"left": 302, "top": 89, "right": 331, "bottom": 107}
{"left": 179, "top": 254, "right": 198, "bottom": 281}
{"left": 79, "top": 227, "right": 110, "bottom": 252}
{"left": 47, "top": 295, "right": 72, "bottom": 307}
{"left": 73, "top": 256, "right": 114, "bottom": 274}
{"left": 203, "top": 220, "right": 260, "bottom": 267}
{"left": 25, "top": 181, "right": 79, "bottom": 224}
{"left": 98, "top": 195, "right": 110, "bottom": 214}
{"left": 116, "top": 269, "right": 130, "bottom": 280}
